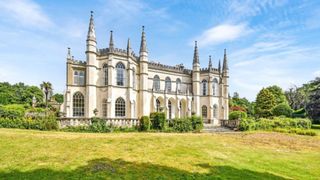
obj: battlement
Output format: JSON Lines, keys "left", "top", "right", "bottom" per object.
{"left": 68, "top": 58, "right": 86, "bottom": 65}
{"left": 148, "top": 61, "right": 192, "bottom": 75}
{"left": 98, "top": 48, "right": 139, "bottom": 60}
{"left": 200, "top": 67, "right": 219, "bottom": 73}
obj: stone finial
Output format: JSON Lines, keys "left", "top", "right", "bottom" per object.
{"left": 87, "top": 11, "right": 96, "bottom": 40}
{"left": 67, "top": 47, "right": 71, "bottom": 60}
{"left": 127, "top": 38, "right": 131, "bottom": 56}
{"left": 109, "top": 30, "right": 114, "bottom": 50}
{"left": 223, "top": 48, "right": 228, "bottom": 71}
{"left": 139, "top": 26, "right": 147, "bottom": 54}
{"left": 208, "top": 55, "right": 212, "bottom": 69}
{"left": 193, "top": 41, "right": 199, "bottom": 64}
{"left": 218, "top": 59, "right": 221, "bottom": 73}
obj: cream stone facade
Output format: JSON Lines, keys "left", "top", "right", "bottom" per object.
{"left": 62, "top": 12, "right": 229, "bottom": 126}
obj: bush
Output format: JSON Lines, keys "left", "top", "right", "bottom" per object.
{"left": 150, "top": 112, "right": 167, "bottom": 130}
{"left": 292, "top": 108, "right": 306, "bottom": 118}
{"left": 139, "top": 116, "right": 150, "bottom": 131}
{"left": 172, "top": 118, "right": 192, "bottom": 132}
{"left": 89, "top": 117, "right": 112, "bottom": 133}
{"left": 229, "top": 111, "right": 247, "bottom": 120}
{"left": 239, "top": 118, "right": 256, "bottom": 131}
{"left": 190, "top": 115, "right": 203, "bottom": 132}
{"left": 0, "top": 115, "right": 58, "bottom": 130}
{"left": 272, "top": 103, "right": 293, "bottom": 117}
{"left": 0, "top": 104, "right": 26, "bottom": 119}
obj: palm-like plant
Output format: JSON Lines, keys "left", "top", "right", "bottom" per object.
{"left": 40, "top": 81, "right": 53, "bottom": 109}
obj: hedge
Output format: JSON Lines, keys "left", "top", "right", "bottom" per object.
{"left": 239, "top": 117, "right": 314, "bottom": 136}
{"left": 0, "top": 116, "right": 58, "bottom": 130}
{"left": 150, "top": 112, "right": 167, "bottom": 130}
{"left": 139, "top": 116, "right": 150, "bottom": 131}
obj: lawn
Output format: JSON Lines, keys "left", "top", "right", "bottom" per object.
{"left": 0, "top": 129, "right": 319, "bottom": 179}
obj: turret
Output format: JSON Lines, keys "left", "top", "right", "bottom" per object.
{"left": 222, "top": 49, "right": 229, "bottom": 74}
{"left": 85, "top": 11, "right": 97, "bottom": 118}
{"left": 218, "top": 59, "right": 221, "bottom": 74}
{"left": 139, "top": 26, "right": 150, "bottom": 117}
{"left": 139, "top": 26, "right": 148, "bottom": 57}
{"left": 127, "top": 38, "right": 131, "bottom": 57}
{"left": 67, "top": 47, "right": 72, "bottom": 60}
{"left": 208, "top": 55, "right": 212, "bottom": 72}
{"left": 192, "top": 41, "right": 200, "bottom": 115}
{"left": 221, "top": 49, "right": 229, "bottom": 120}
{"left": 109, "top": 30, "right": 114, "bottom": 51}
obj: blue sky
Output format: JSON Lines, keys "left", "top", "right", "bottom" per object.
{"left": 0, "top": 0, "right": 319, "bottom": 101}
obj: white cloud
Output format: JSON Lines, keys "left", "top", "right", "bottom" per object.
{"left": 0, "top": 0, "right": 53, "bottom": 29}
{"left": 229, "top": 37, "right": 320, "bottom": 101}
{"left": 195, "top": 23, "right": 251, "bottom": 47}
{"left": 314, "top": 70, "right": 320, "bottom": 77}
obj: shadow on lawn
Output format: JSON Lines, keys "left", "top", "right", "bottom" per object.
{"left": 0, "top": 158, "right": 288, "bottom": 179}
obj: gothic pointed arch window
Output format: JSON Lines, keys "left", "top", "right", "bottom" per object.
{"left": 153, "top": 75, "right": 160, "bottom": 91}
{"left": 202, "top": 79, "right": 207, "bottom": 95}
{"left": 202, "top": 105, "right": 207, "bottom": 118}
{"left": 156, "top": 99, "right": 161, "bottom": 112}
{"left": 168, "top": 100, "right": 172, "bottom": 119}
{"left": 102, "top": 99, "right": 108, "bottom": 117}
{"left": 213, "top": 78, "right": 218, "bottom": 96}
{"left": 165, "top": 77, "right": 171, "bottom": 92}
{"left": 213, "top": 104, "right": 218, "bottom": 118}
{"left": 115, "top": 97, "right": 125, "bottom": 117}
{"left": 176, "top": 78, "right": 181, "bottom": 92}
{"left": 103, "top": 64, "right": 108, "bottom": 86}
{"left": 73, "top": 92, "right": 84, "bottom": 117}
{"left": 116, "top": 62, "right": 125, "bottom": 86}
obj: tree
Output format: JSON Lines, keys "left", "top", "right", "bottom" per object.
{"left": 40, "top": 82, "right": 53, "bottom": 108}
{"left": 229, "top": 92, "right": 254, "bottom": 116}
{"left": 266, "top": 85, "right": 287, "bottom": 105}
{"left": 255, "top": 88, "right": 276, "bottom": 117}
{"left": 0, "top": 82, "right": 43, "bottom": 105}
{"left": 306, "top": 77, "right": 320, "bottom": 123}
{"left": 52, "top": 93, "right": 64, "bottom": 104}
{"left": 285, "top": 86, "right": 306, "bottom": 110}
{"left": 272, "top": 103, "right": 293, "bottom": 117}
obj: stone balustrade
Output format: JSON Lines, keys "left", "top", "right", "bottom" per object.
{"left": 58, "top": 117, "right": 140, "bottom": 128}
{"left": 220, "top": 119, "right": 241, "bottom": 129}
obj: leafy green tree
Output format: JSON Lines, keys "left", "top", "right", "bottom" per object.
{"left": 272, "top": 103, "right": 293, "bottom": 117}
{"left": 230, "top": 92, "right": 254, "bottom": 116}
{"left": 40, "top": 82, "right": 53, "bottom": 108}
{"left": 255, "top": 88, "right": 276, "bottom": 117}
{"left": 0, "top": 82, "right": 43, "bottom": 105}
{"left": 306, "top": 77, "right": 320, "bottom": 123}
{"left": 266, "top": 85, "right": 287, "bottom": 105}
{"left": 52, "top": 93, "right": 64, "bottom": 104}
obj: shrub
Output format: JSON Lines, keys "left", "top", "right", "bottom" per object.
{"left": 139, "top": 116, "right": 150, "bottom": 131}
{"left": 239, "top": 118, "right": 256, "bottom": 131}
{"left": 229, "top": 111, "right": 247, "bottom": 120}
{"left": 0, "top": 104, "right": 26, "bottom": 119}
{"left": 0, "top": 115, "right": 58, "bottom": 130}
{"left": 292, "top": 108, "right": 306, "bottom": 118}
{"left": 89, "top": 117, "right": 112, "bottom": 133}
{"left": 150, "top": 112, "right": 167, "bottom": 130}
{"left": 272, "top": 103, "right": 293, "bottom": 117}
{"left": 190, "top": 115, "right": 203, "bottom": 132}
{"left": 172, "top": 118, "right": 192, "bottom": 132}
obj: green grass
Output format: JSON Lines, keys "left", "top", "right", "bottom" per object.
{"left": 0, "top": 129, "right": 319, "bottom": 179}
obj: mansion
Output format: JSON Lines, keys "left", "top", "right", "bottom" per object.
{"left": 62, "top": 12, "right": 229, "bottom": 126}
